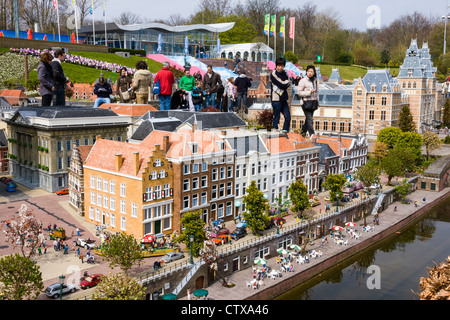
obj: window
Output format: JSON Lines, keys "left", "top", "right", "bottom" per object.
{"left": 183, "top": 179, "right": 190, "bottom": 191}
{"left": 331, "top": 122, "right": 336, "bottom": 131}
{"left": 163, "top": 183, "right": 170, "bottom": 197}
{"left": 110, "top": 197, "right": 115, "bottom": 210}
{"left": 90, "top": 176, "right": 95, "bottom": 188}
{"left": 110, "top": 213, "right": 115, "bottom": 227}
{"left": 192, "top": 194, "right": 198, "bottom": 207}
{"left": 369, "top": 96, "right": 375, "bottom": 105}
{"left": 201, "top": 192, "right": 207, "bottom": 205}
{"left": 227, "top": 166, "right": 233, "bottom": 178}
{"left": 103, "top": 195, "right": 109, "bottom": 208}
{"left": 97, "top": 193, "right": 102, "bottom": 206}
{"left": 183, "top": 164, "right": 190, "bottom": 174}
{"left": 131, "top": 203, "right": 137, "bottom": 217}
{"left": 235, "top": 165, "right": 240, "bottom": 178}
{"left": 218, "top": 203, "right": 224, "bottom": 218}
{"left": 201, "top": 161, "right": 208, "bottom": 172}
{"left": 421, "top": 181, "right": 427, "bottom": 189}
{"left": 155, "top": 185, "right": 161, "bottom": 199}
{"left": 226, "top": 202, "right": 232, "bottom": 216}
{"left": 192, "top": 177, "right": 199, "bottom": 190}
{"left": 201, "top": 176, "right": 208, "bottom": 188}
{"left": 120, "top": 183, "right": 126, "bottom": 197}
{"left": 219, "top": 183, "right": 225, "bottom": 197}
{"left": 57, "top": 141, "right": 62, "bottom": 151}
{"left": 183, "top": 196, "right": 189, "bottom": 209}
{"left": 120, "top": 217, "right": 126, "bottom": 231}
{"left": 103, "top": 179, "right": 108, "bottom": 192}
{"left": 227, "top": 182, "right": 232, "bottom": 196}
{"left": 323, "top": 122, "right": 328, "bottom": 131}
{"left": 58, "top": 157, "right": 63, "bottom": 170}
{"left": 220, "top": 167, "right": 225, "bottom": 179}
{"left": 89, "top": 207, "right": 94, "bottom": 219}
{"left": 66, "top": 140, "right": 71, "bottom": 151}
{"left": 430, "top": 183, "right": 436, "bottom": 191}
{"left": 212, "top": 168, "right": 218, "bottom": 181}
{"left": 242, "top": 164, "right": 247, "bottom": 177}
{"left": 120, "top": 200, "right": 126, "bottom": 214}
{"left": 190, "top": 143, "right": 198, "bottom": 154}
{"left": 235, "top": 183, "right": 240, "bottom": 197}
{"left": 97, "top": 177, "right": 102, "bottom": 190}
{"left": 110, "top": 180, "right": 115, "bottom": 194}
{"left": 84, "top": 138, "right": 89, "bottom": 145}
{"left": 369, "top": 110, "right": 375, "bottom": 120}
{"left": 90, "top": 192, "right": 95, "bottom": 204}
{"left": 340, "top": 122, "right": 345, "bottom": 132}
{"left": 381, "top": 97, "right": 387, "bottom": 105}
{"left": 212, "top": 185, "right": 217, "bottom": 199}
{"left": 192, "top": 163, "right": 199, "bottom": 173}
{"left": 381, "top": 110, "right": 386, "bottom": 121}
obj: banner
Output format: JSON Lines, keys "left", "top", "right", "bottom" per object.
{"left": 279, "top": 16, "right": 285, "bottom": 38}
{"left": 263, "top": 13, "right": 270, "bottom": 35}
{"left": 289, "top": 17, "right": 295, "bottom": 39}
{"left": 103, "top": 0, "right": 106, "bottom": 17}
{"left": 270, "top": 14, "right": 276, "bottom": 36}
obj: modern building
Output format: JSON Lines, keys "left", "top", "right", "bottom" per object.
{"left": 79, "top": 22, "right": 235, "bottom": 56}
{"left": 3, "top": 107, "right": 130, "bottom": 192}
{"left": 219, "top": 42, "right": 274, "bottom": 62}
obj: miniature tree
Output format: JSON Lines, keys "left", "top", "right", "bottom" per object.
{"left": 287, "top": 179, "right": 311, "bottom": 219}
{"left": 91, "top": 272, "right": 145, "bottom": 300}
{"left": 2, "top": 204, "right": 45, "bottom": 259}
{"left": 422, "top": 131, "right": 441, "bottom": 160}
{"left": 0, "top": 253, "right": 43, "bottom": 300}
{"left": 242, "top": 181, "right": 270, "bottom": 236}
{"left": 322, "top": 174, "right": 347, "bottom": 203}
{"left": 176, "top": 210, "right": 206, "bottom": 258}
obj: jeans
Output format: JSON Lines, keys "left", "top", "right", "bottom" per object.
{"left": 236, "top": 92, "right": 247, "bottom": 112}
{"left": 41, "top": 94, "right": 53, "bottom": 106}
{"left": 53, "top": 88, "right": 66, "bottom": 106}
{"left": 159, "top": 94, "right": 171, "bottom": 110}
{"left": 272, "top": 100, "right": 291, "bottom": 132}
{"left": 301, "top": 107, "right": 316, "bottom": 136}
{"left": 205, "top": 92, "right": 216, "bottom": 107}
{"left": 228, "top": 97, "right": 235, "bottom": 112}
{"left": 93, "top": 97, "right": 110, "bottom": 108}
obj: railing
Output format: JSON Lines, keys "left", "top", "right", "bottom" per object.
{"left": 172, "top": 260, "right": 205, "bottom": 296}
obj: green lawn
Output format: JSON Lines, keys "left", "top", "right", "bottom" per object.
{"left": 70, "top": 51, "right": 162, "bottom": 73}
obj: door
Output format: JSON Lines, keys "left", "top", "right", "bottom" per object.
{"left": 196, "top": 276, "right": 205, "bottom": 289}
{"left": 154, "top": 220, "right": 161, "bottom": 234}
{"left": 232, "top": 257, "right": 239, "bottom": 272}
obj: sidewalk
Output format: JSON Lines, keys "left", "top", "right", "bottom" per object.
{"left": 179, "top": 187, "right": 450, "bottom": 300}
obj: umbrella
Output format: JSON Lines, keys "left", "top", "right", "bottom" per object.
{"left": 141, "top": 234, "right": 154, "bottom": 243}
{"left": 277, "top": 248, "right": 290, "bottom": 255}
{"left": 332, "top": 226, "right": 343, "bottom": 231}
{"left": 184, "top": 36, "right": 189, "bottom": 55}
{"left": 193, "top": 288, "right": 208, "bottom": 297}
{"left": 345, "top": 222, "right": 356, "bottom": 227}
{"left": 161, "top": 293, "right": 177, "bottom": 300}
{"left": 254, "top": 257, "right": 267, "bottom": 265}
{"left": 157, "top": 34, "right": 162, "bottom": 53}
{"left": 289, "top": 244, "right": 301, "bottom": 251}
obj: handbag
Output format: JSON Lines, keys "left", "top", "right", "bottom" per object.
{"left": 153, "top": 79, "right": 160, "bottom": 95}
{"left": 121, "top": 90, "right": 130, "bottom": 101}
{"left": 302, "top": 99, "right": 318, "bottom": 112}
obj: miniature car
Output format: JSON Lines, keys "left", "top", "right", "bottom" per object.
{"left": 44, "top": 283, "right": 76, "bottom": 299}
{"left": 161, "top": 251, "right": 185, "bottom": 263}
{"left": 230, "top": 227, "right": 247, "bottom": 240}
{"left": 80, "top": 274, "right": 103, "bottom": 289}
{"left": 75, "top": 238, "right": 96, "bottom": 249}
{"left": 212, "top": 234, "right": 231, "bottom": 245}
{"left": 56, "top": 188, "right": 69, "bottom": 195}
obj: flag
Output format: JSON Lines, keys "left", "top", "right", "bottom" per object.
{"left": 263, "top": 13, "right": 270, "bottom": 35}
{"left": 289, "top": 17, "right": 295, "bottom": 39}
{"left": 52, "top": 0, "right": 58, "bottom": 10}
{"left": 270, "top": 14, "right": 276, "bottom": 36}
{"left": 103, "top": 0, "right": 106, "bottom": 17}
{"left": 279, "top": 16, "right": 285, "bottom": 38}
{"left": 90, "top": 0, "right": 94, "bottom": 15}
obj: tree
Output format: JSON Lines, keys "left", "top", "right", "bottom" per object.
{"left": 322, "top": 174, "right": 346, "bottom": 202}
{"left": 176, "top": 210, "right": 206, "bottom": 258}
{"left": 0, "top": 253, "right": 43, "bottom": 300}
{"left": 287, "top": 179, "right": 310, "bottom": 218}
{"left": 257, "top": 109, "right": 273, "bottom": 131}
{"left": 216, "top": 15, "right": 257, "bottom": 44}
{"left": 354, "top": 163, "right": 381, "bottom": 192}
{"left": 91, "top": 272, "right": 145, "bottom": 300}
{"left": 443, "top": 98, "right": 450, "bottom": 128}
{"left": 3, "top": 204, "right": 45, "bottom": 259}
{"left": 382, "top": 147, "right": 415, "bottom": 185}
{"left": 422, "top": 131, "right": 441, "bottom": 160}
{"left": 372, "top": 141, "right": 388, "bottom": 165}
{"left": 284, "top": 51, "right": 298, "bottom": 64}
{"left": 242, "top": 180, "right": 270, "bottom": 236}
{"left": 398, "top": 105, "right": 416, "bottom": 132}
{"left": 114, "top": 11, "right": 143, "bottom": 25}
{"left": 99, "top": 232, "right": 144, "bottom": 275}
{"left": 377, "top": 126, "right": 403, "bottom": 149}
{"left": 416, "top": 256, "right": 450, "bottom": 300}
{"left": 396, "top": 131, "right": 423, "bottom": 161}
{"left": 394, "top": 179, "right": 412, "bottom": 204}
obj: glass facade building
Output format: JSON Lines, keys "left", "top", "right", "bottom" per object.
{"left": 79, "top": 22, "right": 235, "bottom": 57}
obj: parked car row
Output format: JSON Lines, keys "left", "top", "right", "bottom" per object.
{"left": 45, "top": 273, "right": 104, "bottom": 299}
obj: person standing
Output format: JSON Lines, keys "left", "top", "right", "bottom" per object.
{"left": 154, "top": 61, "right": 175, "bottom": 110}
{"left": 179, "top": 67, "right": 196, "bottom": 111}
{"left": 296, "top": 65, "right": 319, "bottom": 139}
{"left": 51, "top": 49, "right": 69, "bottom": 106}
{"left": 93, "top": 77, "right": 113, "bottom": 108}
{"left": 202, "top": 65, "right": 222, "bottom": 108}
{"left": 116, "top": 67, "right": 133, "bottom": 103}
{"left": 225, "top": 77, "right": 236, "bottom": 112}
{"left": 234, "top": 70, "right": 252, "bottom": 113}
{"left": 37, "top": 52, "right": 55, "bottom": 106}
{"left": 132, "top": 61, "right": 152, "bottom": 104}
{"left": 270, "top": 57, "right": 291, "bottom": 132}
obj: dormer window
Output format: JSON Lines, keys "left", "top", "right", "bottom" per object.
{"left": 190, "top": 142, "right": 198, "bottom": 154}
{"left": 218, "top": 141, "right": 225, "bottom": 150}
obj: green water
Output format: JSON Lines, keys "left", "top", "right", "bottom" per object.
{"left": 276, "top": 196, "right": 450, "bottom": 300}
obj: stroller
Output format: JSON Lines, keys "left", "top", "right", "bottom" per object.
{"left": 171, "top": 89, "right": 189, "bottom": 110}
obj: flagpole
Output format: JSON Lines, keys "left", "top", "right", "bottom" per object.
{"left": 92, "top": 0, "right": 96, "bottom": 45}
{"left": 56, "top": 1, "right": 61, "bottom": 42}
{"left": 104, "top": 0, "right": 107, "bottom": 47}
{"left": 73, "top": 0, "right": 79, "bottom": 43}
{"left": 292, "top": 18, "right": 295, "bottom": 55}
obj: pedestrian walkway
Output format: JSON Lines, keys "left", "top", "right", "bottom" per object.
{"left": 179, "top": 187, "right": 450, "bottom": 300}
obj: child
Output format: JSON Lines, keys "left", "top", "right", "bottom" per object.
{"left": 191, "top": 83, "right": 203, "bottom": 111}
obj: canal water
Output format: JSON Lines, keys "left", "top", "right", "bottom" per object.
{"left": 276, "top": 196, "right": 450, "bottom": 300}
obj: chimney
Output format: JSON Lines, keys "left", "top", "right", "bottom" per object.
{"left": 163, "top": 136, "right": 169, "bottom": 153}
{"left": 133, "top": 152, "right": 140, "bottom": 175}
{"left": 96, "top": 135, "right": 102, "bottom": 141}
{"left": 115, "top": 154, "right": 123, "bottom": 172}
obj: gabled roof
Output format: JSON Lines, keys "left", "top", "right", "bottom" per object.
{"left": 265, "top": 134, "right": 296, "bottom": 154}
{"left": 84, "top": 139, "right": 154, "bottom": 177}
{"left": 226, "top": 135, "right": 269, "bottom": 157}
{"left": 398, "top": 39, "right": 437, "bottom": 78}
{"left": 99, "top": 104, "right": 157, "bottom": 117}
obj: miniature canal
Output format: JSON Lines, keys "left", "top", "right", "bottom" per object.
{"left": 275, "top": 196, "right": 450, "bottom": 300}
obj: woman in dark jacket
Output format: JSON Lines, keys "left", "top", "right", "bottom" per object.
{"left": 115, "top": 67, "right": 133, "bottom": 103}
{"left": 37, "top": 52, "right": 55, "bottom": 106}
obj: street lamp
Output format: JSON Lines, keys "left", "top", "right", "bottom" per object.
{"left": 336, "top": 192, "right": 339, "bottom": 213}
{"left": 189, "top": 234, "right": 194, "bottom": 264}
{"left": 58, "top": 274, "right": 65, "bottom": 300}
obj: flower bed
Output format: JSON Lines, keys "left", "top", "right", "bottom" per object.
{"left": 0, "top": 52, "right": 39, "bottom": 88}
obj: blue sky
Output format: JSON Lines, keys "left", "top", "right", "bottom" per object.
{"left": 104, "top": 0, "right": 446, "bottom": 31}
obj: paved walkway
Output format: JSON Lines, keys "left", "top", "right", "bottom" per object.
{"left": 179, "top": 187, "right": 450, "bottom": 300}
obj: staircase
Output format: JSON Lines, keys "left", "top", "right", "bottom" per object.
{"left": 371, "top": 193, "right": 386, "bottom": 215}
{"left": 172, "top": 260, "right": 205, "bottom": 296}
